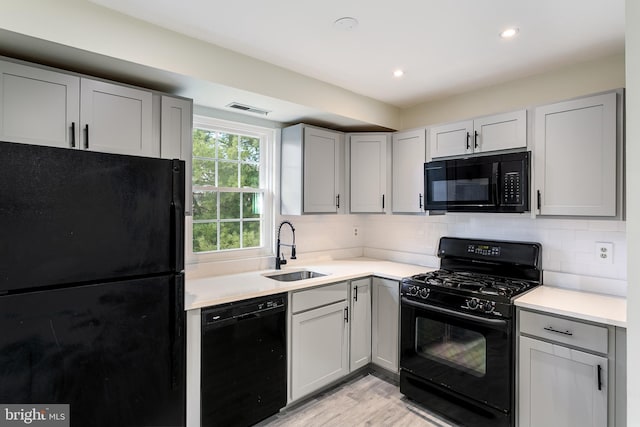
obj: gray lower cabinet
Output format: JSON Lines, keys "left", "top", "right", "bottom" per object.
{"left": 350, "top": 278, "right": 372, "bottom": 371}
{"left": 518, "top": 309, "right": 625, "bottom": 427}
{"left": 371, "top": 277, "right": 400, "bottom": 372}
{"left": 289, "top": 277, "right": 401, "bottom": 403}
{"left": 290, "top": 282, "right": 349, "bottom": 402}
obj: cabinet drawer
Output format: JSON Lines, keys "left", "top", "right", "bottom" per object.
{"left": 519, "top": 310, "right": 608, "bottom": 354}
{"left": 292, "top": 281, "right": 348, "bottom": 313}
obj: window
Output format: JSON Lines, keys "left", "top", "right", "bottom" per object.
{"left": 191, "top": 116, "right": 273, "bottom": 258}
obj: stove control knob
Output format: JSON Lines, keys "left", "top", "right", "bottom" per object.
{"left": 483, "top": 302, "right": 496, "bottom": 313}
{"left": 466, "top": 298, "right": 479, "bottom": 310}
{"left": 419, "top": 288, "right": 430, "bottom": 299}
{"left": 409, "top": 286, "right": 419, "bottom": 296}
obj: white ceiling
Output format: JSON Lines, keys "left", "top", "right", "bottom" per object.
{"left": 89, "top": 0, "right": 624, "bottom": 110}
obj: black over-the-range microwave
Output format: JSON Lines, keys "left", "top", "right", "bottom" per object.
{"left": 424, "top": 151, "right": 530, "bottom": 213}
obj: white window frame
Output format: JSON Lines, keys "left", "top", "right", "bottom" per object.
{"left": 186, "top": 115, "right": 275, "bottom": 264}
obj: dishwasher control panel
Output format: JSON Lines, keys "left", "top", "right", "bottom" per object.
{"left": 203, "top": 293, "right": 287, "bottom": 325}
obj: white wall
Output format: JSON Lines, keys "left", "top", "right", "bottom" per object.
{"left": 401, "top": 53, "right": 624, "bottom": 130}
{"left": 0, "top": 0, "right": 400, "bottom": 129}
{"left": 625, "top": 0, "right": 640, "bottom": 424}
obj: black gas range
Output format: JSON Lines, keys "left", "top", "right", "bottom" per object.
{"left": 399, "top": 237, "right": 542, "bottom": 427}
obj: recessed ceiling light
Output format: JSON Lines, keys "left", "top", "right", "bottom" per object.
{"left": 500, "top": 27, "right": 519, "bottom": 39}
{"left": 333, "top": 17, "right": 358, "bottom": 31}
{"left": 393, "top": 69, "right": 404, "bottom": 78}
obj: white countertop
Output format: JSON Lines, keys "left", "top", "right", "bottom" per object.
{"left": 186, "top": 258, "right": 628, "bottom": 328}
{"left": 515, "top": 285, "right": 627, "bottom": 328}
{"left": 185, "top": 258, "right": 433, "bottom": 310}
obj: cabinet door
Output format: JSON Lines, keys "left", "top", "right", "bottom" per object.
{"left": 291, "top": 300, "right": 349, "bottom": 401}
{"left": 80, "top": 78, "right": 155, "bottom": 157}
{"left": 474, "top": 109, "right": 526, "bottom": 152}
{"left": 429, "top": 120, "right": 473, "bottom": 158}
{"left": 161, "top": 96, "right": 193, "bottom": 215}
{"left": 350, "top": 134, "right": 387, "bottom": 213}
{"left": 534, "top": 92, "right": 617, "bottom": 216}
{"left": 0, "top": 60, "right": 80, "bottom": 148}
{"left": 350, "top": 278, "right": 371, "bottom": 371}
{"left": 303, "top": 126, "right": 341, "bottom": 213}
{"left": 392, "top": 129, "right": 426, "bottom": 213}
{"left": 519, "top": 336, "right": 607, "bottom": 427}
{"left": 371, "top": 277, "right": 399, "bottom": 372}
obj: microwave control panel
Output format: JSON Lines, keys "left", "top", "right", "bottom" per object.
{"left": 503, "top": 172, "right": 521, "bottom": 205}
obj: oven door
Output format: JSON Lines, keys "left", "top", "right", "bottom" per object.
{"left": 400, "top": 297, "right": 512, "bottom": 412}
{"left": 424, "top": 156, "right": 499, "bottom": 211}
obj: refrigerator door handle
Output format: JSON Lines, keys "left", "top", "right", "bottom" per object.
{"left": 171, "top": 160, "right": 185, "bottom": 271}
{"left": 171, "top": 274, "right": 185, "bottom": 391}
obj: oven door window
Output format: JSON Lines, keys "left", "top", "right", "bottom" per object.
{"left": 416, "top": 318, "right": 486, "bottom": 377}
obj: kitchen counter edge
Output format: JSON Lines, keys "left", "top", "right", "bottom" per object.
{"left": 515, "top": 285, "right": 627, "bottom": 328}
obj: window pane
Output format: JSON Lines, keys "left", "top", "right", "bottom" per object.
{"left": 240, "top": 136, "right": 260, "bottom": 162}
{"left": 193, "top": 159, "right": 216, "bottom": 186}
{"left": 193, "top": 191, "right": 217, "bottom": 220}
{"left": 242, "top": 193, "right": 262, "bottom": 218}
{"left": 220, "top": 192, "right": 241, "bottom": 219}
{"left": 218, "top": 161, "right": 239, "bottom": 187}
{"left": 240, "top": 163, "right": 260, "bottom": 188}
{"left": 192, "top": 129, "right": 216, "bottom": 158}
{"left": 193, "top": 222, "right": 217, "bottom": 253}
{"left": 192, "top": 121, "right": 267, "bottom": 255}
{"left": 243, "top": 221, "right": 261, "bottom": 248}
{"left": 220, "top": 222, "right": 240, "bottom": 249}
{"left": 217, "top": 133, "right": 239, "bottom": 160}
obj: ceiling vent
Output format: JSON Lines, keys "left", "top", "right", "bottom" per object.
{"left": 226, "top": 102, "right": 271, "bottom": 116}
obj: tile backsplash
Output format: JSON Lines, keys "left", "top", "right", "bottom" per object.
{"left": 281, "top": 213, "right": 627, "bottom": 281}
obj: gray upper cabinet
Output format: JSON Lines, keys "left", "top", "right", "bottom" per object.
{"left": 350, "top": 133, "right": 388, "bottom": 213}
{"left": 392, "top": 128, "right": 426, "bottom": 213}
{"left": 534, "top": 92, "right": 617, "bottom": 216}
{"left": 429, "top": 110, "right": 526, "bottom": 159}
{"left": 80, "top": 78, "right": 154, "bottom": 157}
{"left": 281, "top": 124, "right": 344, "bottom": 215}
{"left": 429, "top": 119, "right": 473, "bottom": 158}
{"left": 0, "top": 58, "right": 161, "bottom": 158}
{"left": 0, "top": 60, "right": 80, "bottom": 149}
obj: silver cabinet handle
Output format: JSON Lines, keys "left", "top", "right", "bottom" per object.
{"left": 543, "top": 326, "right": 573, "bottom": 336}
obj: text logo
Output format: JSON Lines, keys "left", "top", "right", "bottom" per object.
{"left": 0, "top": 405, "right": 69, "bottom": 427}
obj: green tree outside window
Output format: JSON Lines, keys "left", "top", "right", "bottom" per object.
{"left": 192, "top": 128, "right": 263, "bottom": 253}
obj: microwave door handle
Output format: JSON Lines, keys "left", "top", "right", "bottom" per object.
{"left": 492, "top": 162, "right": 500, "bottom": 206}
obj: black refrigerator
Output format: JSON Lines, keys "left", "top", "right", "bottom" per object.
{"left": 0, "top": 141, "right": 186, "bottom": 427}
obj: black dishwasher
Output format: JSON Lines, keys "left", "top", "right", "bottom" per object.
{"left": 201, "top": 293, "right": 287, "bottom": 427}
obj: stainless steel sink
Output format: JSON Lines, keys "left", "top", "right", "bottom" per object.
{"left": 265, "top": 270, "right": 327, "bottom": 282}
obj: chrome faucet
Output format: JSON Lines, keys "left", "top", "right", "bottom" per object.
{"left": 275, "top": 220, "right": 296, "bottom": 270}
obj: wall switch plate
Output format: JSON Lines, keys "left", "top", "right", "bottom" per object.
{"left": 595, "top": 242, "right": 613, "bottom": 264}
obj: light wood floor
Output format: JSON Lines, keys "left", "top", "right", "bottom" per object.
{"left": 256, "top": 373, "right": 457, "bottom": 427}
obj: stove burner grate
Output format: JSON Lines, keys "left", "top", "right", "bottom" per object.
{"left": 409, "top": 269, "right": 533, "bottom": 298}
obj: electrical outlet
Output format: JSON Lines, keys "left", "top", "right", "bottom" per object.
{"left": 353, "top": 227, "right": 359, "bottom": 237}
{"left": 595, "top": 242, "right": 613, "bottom": 264}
